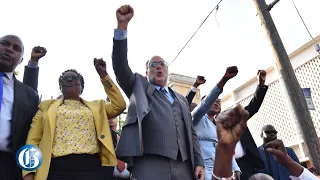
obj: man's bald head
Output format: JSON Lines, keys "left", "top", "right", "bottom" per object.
{"left": 249, "top": 173, "right": 274, "bottom": 180}
{"left": 0, "top": 35, "right": 24, "bottom": 51}
{"left": 0, "top": 35, "right": 24, "bottom": 72}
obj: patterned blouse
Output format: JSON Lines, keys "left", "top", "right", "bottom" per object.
{"left": 51, "top": 100, "right": 100, "bottom": 157}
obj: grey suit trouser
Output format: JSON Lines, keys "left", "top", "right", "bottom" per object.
{"left": 130, "top": 154, "right": 195, "bottom": 180}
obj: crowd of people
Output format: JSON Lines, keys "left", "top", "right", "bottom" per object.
{"left": 0, "top": 4, "right": 319, "bottom": 180}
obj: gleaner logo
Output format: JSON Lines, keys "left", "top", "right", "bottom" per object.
{"left": 16, "top": 144, "right": 43, "bottom": 171}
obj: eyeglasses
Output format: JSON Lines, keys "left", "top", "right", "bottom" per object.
{"left": 61, "top": 75, "right": 80, "bottom": 81}
{"left": 149, "top": 61, "right": 168, "bottom": 68}
{"left": 264, "top": 130, "right": 278, "bottom": 135}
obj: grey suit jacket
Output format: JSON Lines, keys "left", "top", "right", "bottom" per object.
{"left": 112, "top": 39, "right": 204, "bottom": 168}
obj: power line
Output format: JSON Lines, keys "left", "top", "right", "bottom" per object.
{"left": 168, "top": 0, "right": 224, "bottom": 66}
{"left": 291, "top": 0, "right": 320, "bottom": 54}
{"left": 291, "top": 0, "right": 316, "bottom": 43}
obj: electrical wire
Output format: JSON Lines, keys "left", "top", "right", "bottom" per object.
{"left": 215, "top": 5, "right": 220, "bottom": 27}
{"left": 168, "top": 0, "right": 224, "bottom": 66}
{"left": 291, "top": 0, "right": 316, "bottom": 43}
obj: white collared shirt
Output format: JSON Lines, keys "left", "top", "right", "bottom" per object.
{"left": 0, "top": 72, "right": 14, "bottom": 152}
{"left": 153, "top": 85, "right": 174, "bottom": 104}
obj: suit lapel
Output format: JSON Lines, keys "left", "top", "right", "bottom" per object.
{"left": 48, "top": 98, "right": 63, "bottom": 140}
{"left": 12, "top": 79, "right": 23, "bottom": 124}
{"left": 146, "top": 83, "right": 156, "bottom": 96}
{"left": 11, "top": 79, "right": 25, "bottom": 138}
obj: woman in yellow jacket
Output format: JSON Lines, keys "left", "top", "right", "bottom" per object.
{"left": 23, "top": 58, "right": 126, "bottom": 180}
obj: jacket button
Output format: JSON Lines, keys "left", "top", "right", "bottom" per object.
{"left": 101, "top": 135, "right": 105, "bottom": 139}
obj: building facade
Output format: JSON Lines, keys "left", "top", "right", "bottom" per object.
{"left": 220, "top": 35, "right": 320, "bottom": 167}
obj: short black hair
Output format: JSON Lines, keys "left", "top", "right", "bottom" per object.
{"left": 58, "top": 69, "right": 85, "bottom": 94}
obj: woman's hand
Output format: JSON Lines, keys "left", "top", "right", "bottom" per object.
{"left": 94, "top": 58, "right": 108, "bottom": 78}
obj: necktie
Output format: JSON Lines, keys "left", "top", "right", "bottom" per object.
{"left": 161, "top": 88, "right": 172, "bottom": 103}
{"left": 0, "top": 72, "right": 4, "bottom": 113}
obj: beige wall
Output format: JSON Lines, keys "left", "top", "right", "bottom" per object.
{"left": 168, "top": 73, "right": 201, "bottom": 104}
{"left": 220, "top": 34, "right": 320, "bottom": 165}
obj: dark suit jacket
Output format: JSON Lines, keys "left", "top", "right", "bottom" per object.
{"left": 23, "top": 65, "right": 39, "bottom": 91}
{"left": 186, "top": 85, "right": 268, "bottom": 170}
{"left": 258, "top": 146, "right": 300, "bottom": 180}
{"left": 10, "top": 78, "right": 39, "bottom": 154}
{"left": 3, "top": 67, "right": 39, "bottom": 180}
{"left": 112, "top": 39, "right": 204, "bottom": 169}
{"left": 241, "top": 85, "right": 268, "bottom": 170}
{"left": 186, "top": 88, "right": 196, "bottom": 105}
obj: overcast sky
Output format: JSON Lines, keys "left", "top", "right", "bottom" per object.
{"left": 1, "top": 0, "right": 319, "bottom": 101}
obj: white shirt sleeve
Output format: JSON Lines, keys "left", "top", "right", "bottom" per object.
{"left": 290, "top": 168, "right": 319, "bottom": 180}
{"left": 191, "top": 86, "right": 197, "bottom": 92}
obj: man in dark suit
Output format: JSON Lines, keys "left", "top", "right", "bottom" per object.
{"left": 258, "top": 125, "right": 300, "bottom": 180}
{"left": 0, "top": 35, "right": 40, "bottom": 180}
{"left": 236, "top": 70, "right": 268, "bottom": 179}
{"left": 112, "top": 5, "right": 205, "bottom": 180}
{"left": 186, "top": 70, "right": 268, "bottom": 179}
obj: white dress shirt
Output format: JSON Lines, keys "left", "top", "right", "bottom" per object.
{"left": 0, "top": 60, "right": 38, "bottom": 152}
{"left": 234, "top": 141, "right": 246, "bottom": 159}
{"left": 290, "top": 168, "right": 319, "bottom": 180}
{"left": 0, "top": 72, "right": 14, "bottom": 152}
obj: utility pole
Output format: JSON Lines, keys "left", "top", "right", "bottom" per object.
{"left": 253, "top": 0, "right": 320, "bottom": 174}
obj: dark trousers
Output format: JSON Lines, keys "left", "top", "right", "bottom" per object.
{"left": 48, "top": 154, "right": 111, "bottom": 180}
{"left": 0, "top": 151, "right": 21, "bottom": 180}
{"left": 131, "top": 154, "right": 195, "bottom": 180}
{"left": 236, "top": 155, "right": 256, "bottom": 180}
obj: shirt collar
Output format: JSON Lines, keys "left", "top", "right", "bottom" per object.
{"left": 3, "top": 72, "right": 14, "bottom": 81}
{"left": 154, "top": 85, "right": 169, "bottom": 93}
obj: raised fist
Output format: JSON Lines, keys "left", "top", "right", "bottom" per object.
{"left": 257, "top": 70, "right": 266, "bottom": 86}
{"left": 215, "top": 104, "right": 249, "bottom": 147}
{"left": 223, "top": 66, "right": 238, "bottom": 80}
{"left": 265, "top": 139, "right": 288, "bottom": 164}
{"left": 31, "top": 46, "right": 47, "bottom": 62}
{"left": 193, "top": 76, "right": 206, "bottom": 88}
{"left": 94, "top": 58, "right": 107, "bottom": 78}
{"left": 116, "top": 5, "right": 134, "bottom": 30}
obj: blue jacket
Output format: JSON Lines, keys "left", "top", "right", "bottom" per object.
{"left": 258, "top": 145, "right": 300, "bottom": 180}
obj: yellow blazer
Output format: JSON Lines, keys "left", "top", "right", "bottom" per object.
{"left": 22, "top": 75, "right": 126, "bottom": 180}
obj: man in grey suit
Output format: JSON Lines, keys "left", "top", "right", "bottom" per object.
{"left": 112, "top": 5, "right": 205, "bottom": 180}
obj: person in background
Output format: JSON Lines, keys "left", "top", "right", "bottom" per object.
{"left": 211, "top": 104, "right": 250, "bottom": 179}
{"left": 234, "top": 70, "right": 268, "bottom": 179}
{"left": 112, "top": 5, "right": 205, "bottom": 180}
{"left": 258, "top": 125, "right": 300, "bottom": 180}
{"left": 188, "top": 70, "right": 269, "bottom": 179}
{"left": 257, "top": 139, "right": 318, "bottom": 180}
{"left": 249, "top": 173, "right": 274, "bottom": 180}
{"left": 190, "top": 102, "right": 198, "bottom": 112}
{"left": 186, "top": 75, "right": 206, "bottom": 105}
{"left": 191, "top": 66, "right": 240, "bottom": 180}
{"left": 307, "top": 166, "right": 320, "bottom": 177}
{"left": 23, "top": 58, "right": 126, "bottom": 180}
{"left": 0, "top": 35, "right": 40, "bottom": 180}
{"left": 210, "top": 105, "right": 318, "bottom": 180}
{"left": 109, "top": 117, "right": 130, "bottom": 180}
